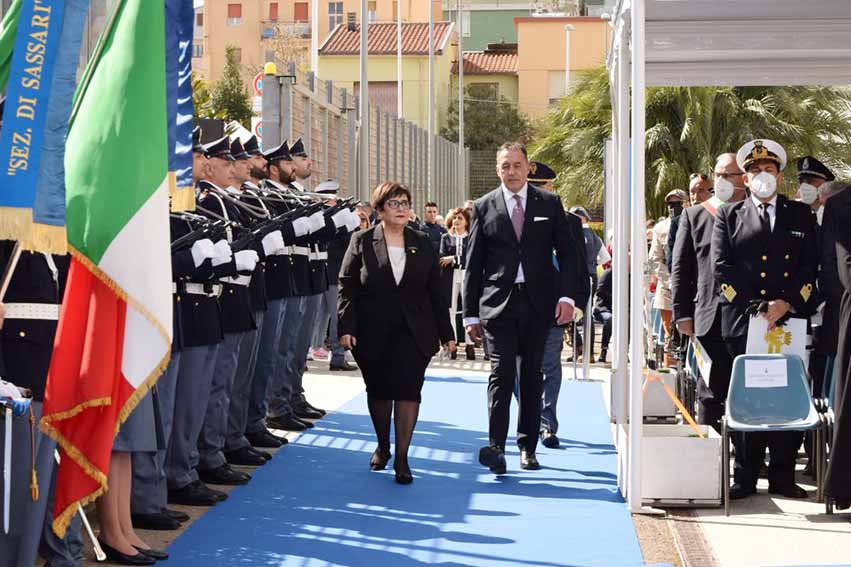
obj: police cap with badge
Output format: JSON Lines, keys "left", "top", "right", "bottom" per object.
{"left": 203, "top": 135, "right": 235, "bottom": 161}
{"left": 796, "top": 156, "right": 834, "bottom": 182}
{"left": 243, "top": 135, "right": 262, "bottom": 157}
{"left": 289, "top": 138, "right": 308, "bottom": 158}
{"left": 263, "top": 140, "right": 293, "bottom": 164}
{"left": 528, "top": 161, "right": 557, "bottom": 184}
{"left": 230, "top": 138, "right": 250, "bottom": 161}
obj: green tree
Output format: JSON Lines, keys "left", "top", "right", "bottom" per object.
{"left": 208, "top": 45, "right": 252, "bottom": 125}
{"left": 532, "top": 66, "right": 851, "bottom": 218}
{"left": 441, "top": 84, "right": 533, "bottom": 151}
{"left": 192, "top": 72, "right": 215, "bottom": 119}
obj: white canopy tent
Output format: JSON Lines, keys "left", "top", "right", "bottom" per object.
{"left": 606, "top": 0, "right": 851, "bottom": 512}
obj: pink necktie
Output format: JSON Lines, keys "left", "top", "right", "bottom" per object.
{"left": 511, "top": 194, "right": 524, "bottom": 240}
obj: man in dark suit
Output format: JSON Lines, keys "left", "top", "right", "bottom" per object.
{"left": 672, "top": 152, "right": 746, "bottom": 429}
{"left": 464, "top": 143, "right": 580, "bottom": 473}
{"left": 711, "top": 139, "right": 819, "bottom": 500}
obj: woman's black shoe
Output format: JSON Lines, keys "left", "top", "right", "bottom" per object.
{"left": 394, "top": 463, "right": 413, "bottom": 485}
{"left": 369, "top": 447, "right": 392, "bottom": 471}
{"left": 135, "top": 546, "right": 169, "bottom": 560}
{"left": 465, "top": 344, "right": 476, "bottom": 361}
{"left": 98, "top": 540, "right": 156, "bottom": 565}
{"left": 450, "top": 350, "right": 457, "bottom": 360}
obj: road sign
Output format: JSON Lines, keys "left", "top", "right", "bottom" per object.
{"left": 251, "top": 96, "right": 262, "bottom": 114}
{"left": 251, "top": 117, "right": 262, "bottom": 140}
{"left": 253, "top": 73, "right": 263, "bottom": 96}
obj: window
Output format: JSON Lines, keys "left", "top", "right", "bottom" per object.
{"left": 548, "top": 70, "right": 566, "bottom": 105}
{"left": 195, "top": 12, "right": 203, "bottom": 26}
{"left": 368, "top": 1, "right": 377, "bottom": 21}
{"left": 328, "top": 2, "right": 343, "bottom": 30}
{"left": 226, "top": 3, "right": 241, "bottom": 25}
{"left": 269, "top": 2, "right": 279, "bottom": 21}
{"left": 293, "top": 2, "right": 307, "bottom": 22}
{"left": 461, "top": 11, "right": 470, "bottom": 37}
{"left": 192, "top": 43, "right": 203, "bottom": 58}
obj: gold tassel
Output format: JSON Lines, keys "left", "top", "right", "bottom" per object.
{"left": 29, "top": 405, "right": 38, "bottom": 501}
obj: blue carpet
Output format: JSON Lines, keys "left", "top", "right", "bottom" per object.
{"left": 167, "top": 374, "right": 662, "bottom": 566}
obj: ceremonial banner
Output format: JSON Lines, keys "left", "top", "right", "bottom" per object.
{"left": 165, "top": 0, "right": 195, "bottom": 211}
{"left": 0, "top": 0, "right": 90, "bottom": 253}
{"left": 41, "top": 0, "right": 172, "bottom": 536}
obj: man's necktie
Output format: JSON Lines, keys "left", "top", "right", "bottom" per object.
{"left": 760, "top": 203, "right": 771, "bottom": 234}
{"left": 512, "top": 194, "right": 524, "bottom": 240}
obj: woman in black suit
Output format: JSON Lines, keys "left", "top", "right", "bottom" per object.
{"left": 439, "top": 208, "right": 473, "bottom": 359}
{"left": 338, "top": 182, "right": 456, "bottom": 484}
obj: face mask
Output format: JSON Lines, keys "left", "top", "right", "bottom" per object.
{"left": 750, "top": 171, "right": 777, "bottom": 199}
{"left": 714, "top": 177, "right": 735, "bottom": 202}
{"left": 798, "top": 183, "right": 818, "bottom": 205}
{"left": 667, "top": 202, "right": 683, "bottom": 217}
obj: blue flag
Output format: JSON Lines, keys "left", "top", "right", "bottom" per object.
{"left": 0, "top": 0, "right": 89, "bottom": 253}
{"left": 165, "top": 0, "right": 195, "bottom": 211}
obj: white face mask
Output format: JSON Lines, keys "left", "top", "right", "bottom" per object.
{"left": 714, "top": 177, "right": 735, "bottom": 202}
{"left": 798, "top": 183, "right": 818, "bottom": 205}
{"left": 750, "top": 171, "right": 778, "bottom": 200}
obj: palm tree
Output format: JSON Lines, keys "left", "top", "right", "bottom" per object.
{"left": 532, "top": 67, "right": 851, "bottom": 218}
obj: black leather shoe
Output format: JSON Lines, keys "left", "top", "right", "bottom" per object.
{"left": 768, "top": 483, "right": 809, "bottom": 499}
{"left": 303, "top": 402, "right": 327, "bottom": 416}
{"left": 135, "top": 546, "right": 169, "bottom": 561}
{"left": 520, "top": 450, "right": 541, "bottom": 470}
{"left": 267, "top": 415, "right": 308, "bottom": 431}
{"left": 330, "top": 361, "right": 358, "bottom": 372}
{"left": 294, "top": 406, "right": 324, "bottom": 419}
{"left": 225, "top": 446, "right": 267, "bottom": 466}
{"left": 370, "top": 447, "right": 392, "bottom": 471}
{"left": 163, "top": 508, "right": 190, "bottom": 522}
{"left": 98, "top": 540, "right": 156, "bottom": 565}
{"left": 465, "top": 344, "right": 476, "bottom": 361}
{"left": 168, "top": 482, "right": 219, "bottom": 506}
{"left": 540, "top": 430, "right": 560, "bottom": 449}
{"left": 478, "top": 446, "right": 507, "bottom": 475}
{"left": 199, "top": 464, "right": 251, "bottom": 486}
{"left": 130, "top": 512, "right": 180, "bottom": 531}
{"left": 394, "top": 462, "right": 413, "bottom": 485}
{"left": 246, "top": 429, "right": 285, "bottom": 448}
{"left": 202, "top": 482, "right": 228, "bottom": 502}
{"left": 729, "top": 483, "right": 756, "bottom": 500}
{"left": 252, "top": 447, "right": 273, "bottom": 461}
{"left": 597, "top": 349, "right": 608, "bottom": 363}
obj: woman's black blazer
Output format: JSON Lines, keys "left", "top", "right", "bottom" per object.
{"left": 337, "top": 224, "right": 454, "bottom": 359}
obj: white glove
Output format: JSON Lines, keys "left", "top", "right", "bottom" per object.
{"left": 331, "top": 209, "right": 349, "bottom": 229}
{"left": 261, "top": 231, "right": 285, "bottom": 255}
{"left": 308, "top": 211, "right": 326, "bottom": 233}
{"left": 344, "top": 210, "right": 361, "bottom": 232}
{"left": 211, "top": 239, "right": 233, "bottom": 267}
{"left": 292, "top": 216, "right": 312, "bottom": 238}
{"left": 190, "top": 238, "right": 216, "bottom": 268}
{"left": 235, "top": 249, "right": 259, "bottom": 272}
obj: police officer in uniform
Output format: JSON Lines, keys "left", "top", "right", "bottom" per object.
{"left": 712, "top": 139, "right": 818, "bottom": 499}
{"left": 795, "top": 156, "right": 834, "bottom": 223}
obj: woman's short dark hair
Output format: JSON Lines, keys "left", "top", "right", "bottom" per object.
{"left": 371, "top": 182, "right": 412, "bottom": 210}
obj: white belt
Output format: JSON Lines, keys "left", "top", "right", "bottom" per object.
{"left": 181, "top": 283, "right": 223, "bottom": 297}
{"left": 274, "top": 247, "right": 290, "bottom": 256}
{"left": 221, "top": 275, "right": 251, "bottom": 287}
{"left": 292, "top": 246, "right": 310, "bottom": 256}
{"left": 310, "top": 251, "right": 329, "bottom": 261}
{"left": 4, "top": 303, "right": 60, "bottom": 321}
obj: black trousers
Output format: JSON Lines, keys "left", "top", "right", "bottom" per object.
{"left": 696, "top": 316, "right": 735, "bottom": 431}
{"left": 482, "top": 286, "right": 551, "bottom": 453}
{"left": 726, "top": 336, "right": 803, "bottom": 489}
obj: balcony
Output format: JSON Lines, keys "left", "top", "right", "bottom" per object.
{"left": 261, "top": 20, "right": 311, "bottom": 40}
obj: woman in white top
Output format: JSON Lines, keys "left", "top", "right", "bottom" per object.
{"left": 338, "top": 182, "right": 456, "bottom": 484}
{"left": 439, "top": 207, "right": 473, "bottom": 360}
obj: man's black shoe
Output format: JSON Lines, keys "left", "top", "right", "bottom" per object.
{"left": 520, "top": 450, "right": 541, "bottom": 470}
{"left": 130, "top": 512, "right": 180, "bottom": 531}
{"left": 201, "top": 482, "right": 228, "bottom": 502}
{"left": 294, "top": 406, "right": 324, "bottom": 419}
{"left": 251, "top": 446, "right": 273, "bottom": 461}
{"left": 163, "top": 508, "right": 190, "bottom": 522}
{"left": 303, "top": 401, "right": 327, "bottom": 416}
{"left": 225, "top": 446, "right": 267, "bottom": 467}
{"left": 330, "top": 361, "right": 358, "bottom": 372}
{"left": 729, "top": 483, "right": 756, "bottom": 500}
{"left": 768, "top": 483, "right": 809, "bottom": 499}
{"left": 199, "top": 464, "right": 251, "bottom": 486}
{"left": 267, "top": 415, "right": 309, "bottom": 431}
{"left": 168, "top": 482, "right": 219, "bottom": 506}
{"left": 540, "top": 430, "right": 560, "bottom": 449}
{"left": 478, "top": 446, "right": 507, "bottom": 475}
{"left": 246, "top": 429, "right": 284, "bottom": 448}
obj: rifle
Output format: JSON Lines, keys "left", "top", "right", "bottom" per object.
{"left": 170, "top": 218, "right": 232, "bottom": 252}
{"left": 229, "top": 201, "right": 325, "bottom": 252}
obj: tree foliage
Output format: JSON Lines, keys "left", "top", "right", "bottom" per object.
{"left": 207, "top": 45, "right": 253, "bottom": 126}
{"left": 441, "top": 84, "right": 533, "bottom": 152}
{"left": 532, "top": 66, "right": 851, "bottom": 218}
{"left": 192, "top": 72, "right": 215, "bottom": 119}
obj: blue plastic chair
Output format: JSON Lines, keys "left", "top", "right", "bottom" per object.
{"left": 722, "top": 354, "right": 823, "bottom": 515}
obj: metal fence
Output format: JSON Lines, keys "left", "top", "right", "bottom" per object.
{"left": 264, "top": 64, "right": 470, "bottom": 214}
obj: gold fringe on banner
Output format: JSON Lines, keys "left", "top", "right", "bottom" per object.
{"left": 0, "top": 207, "right": 68, "bottom": 254}
{"left": 168, "top": 171, "right": 196, "bottom": 212}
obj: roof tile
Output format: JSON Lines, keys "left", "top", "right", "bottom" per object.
{"left": 452, "top": 51, "right": 518, "bottom": 75}
{"left": 319, "top": 22, "right": 454, "bottom": 56}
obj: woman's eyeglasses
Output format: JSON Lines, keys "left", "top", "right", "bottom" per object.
{"left": 385, "top": 199, "right": 411, "bottom": 210}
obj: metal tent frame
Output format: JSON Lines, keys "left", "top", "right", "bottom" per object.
{"left": 606, "top": 0, "right": 851, "bottom": 513}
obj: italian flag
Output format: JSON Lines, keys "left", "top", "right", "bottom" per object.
{"left": 41, "top": 0, "right": 172, "bottom": 536}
